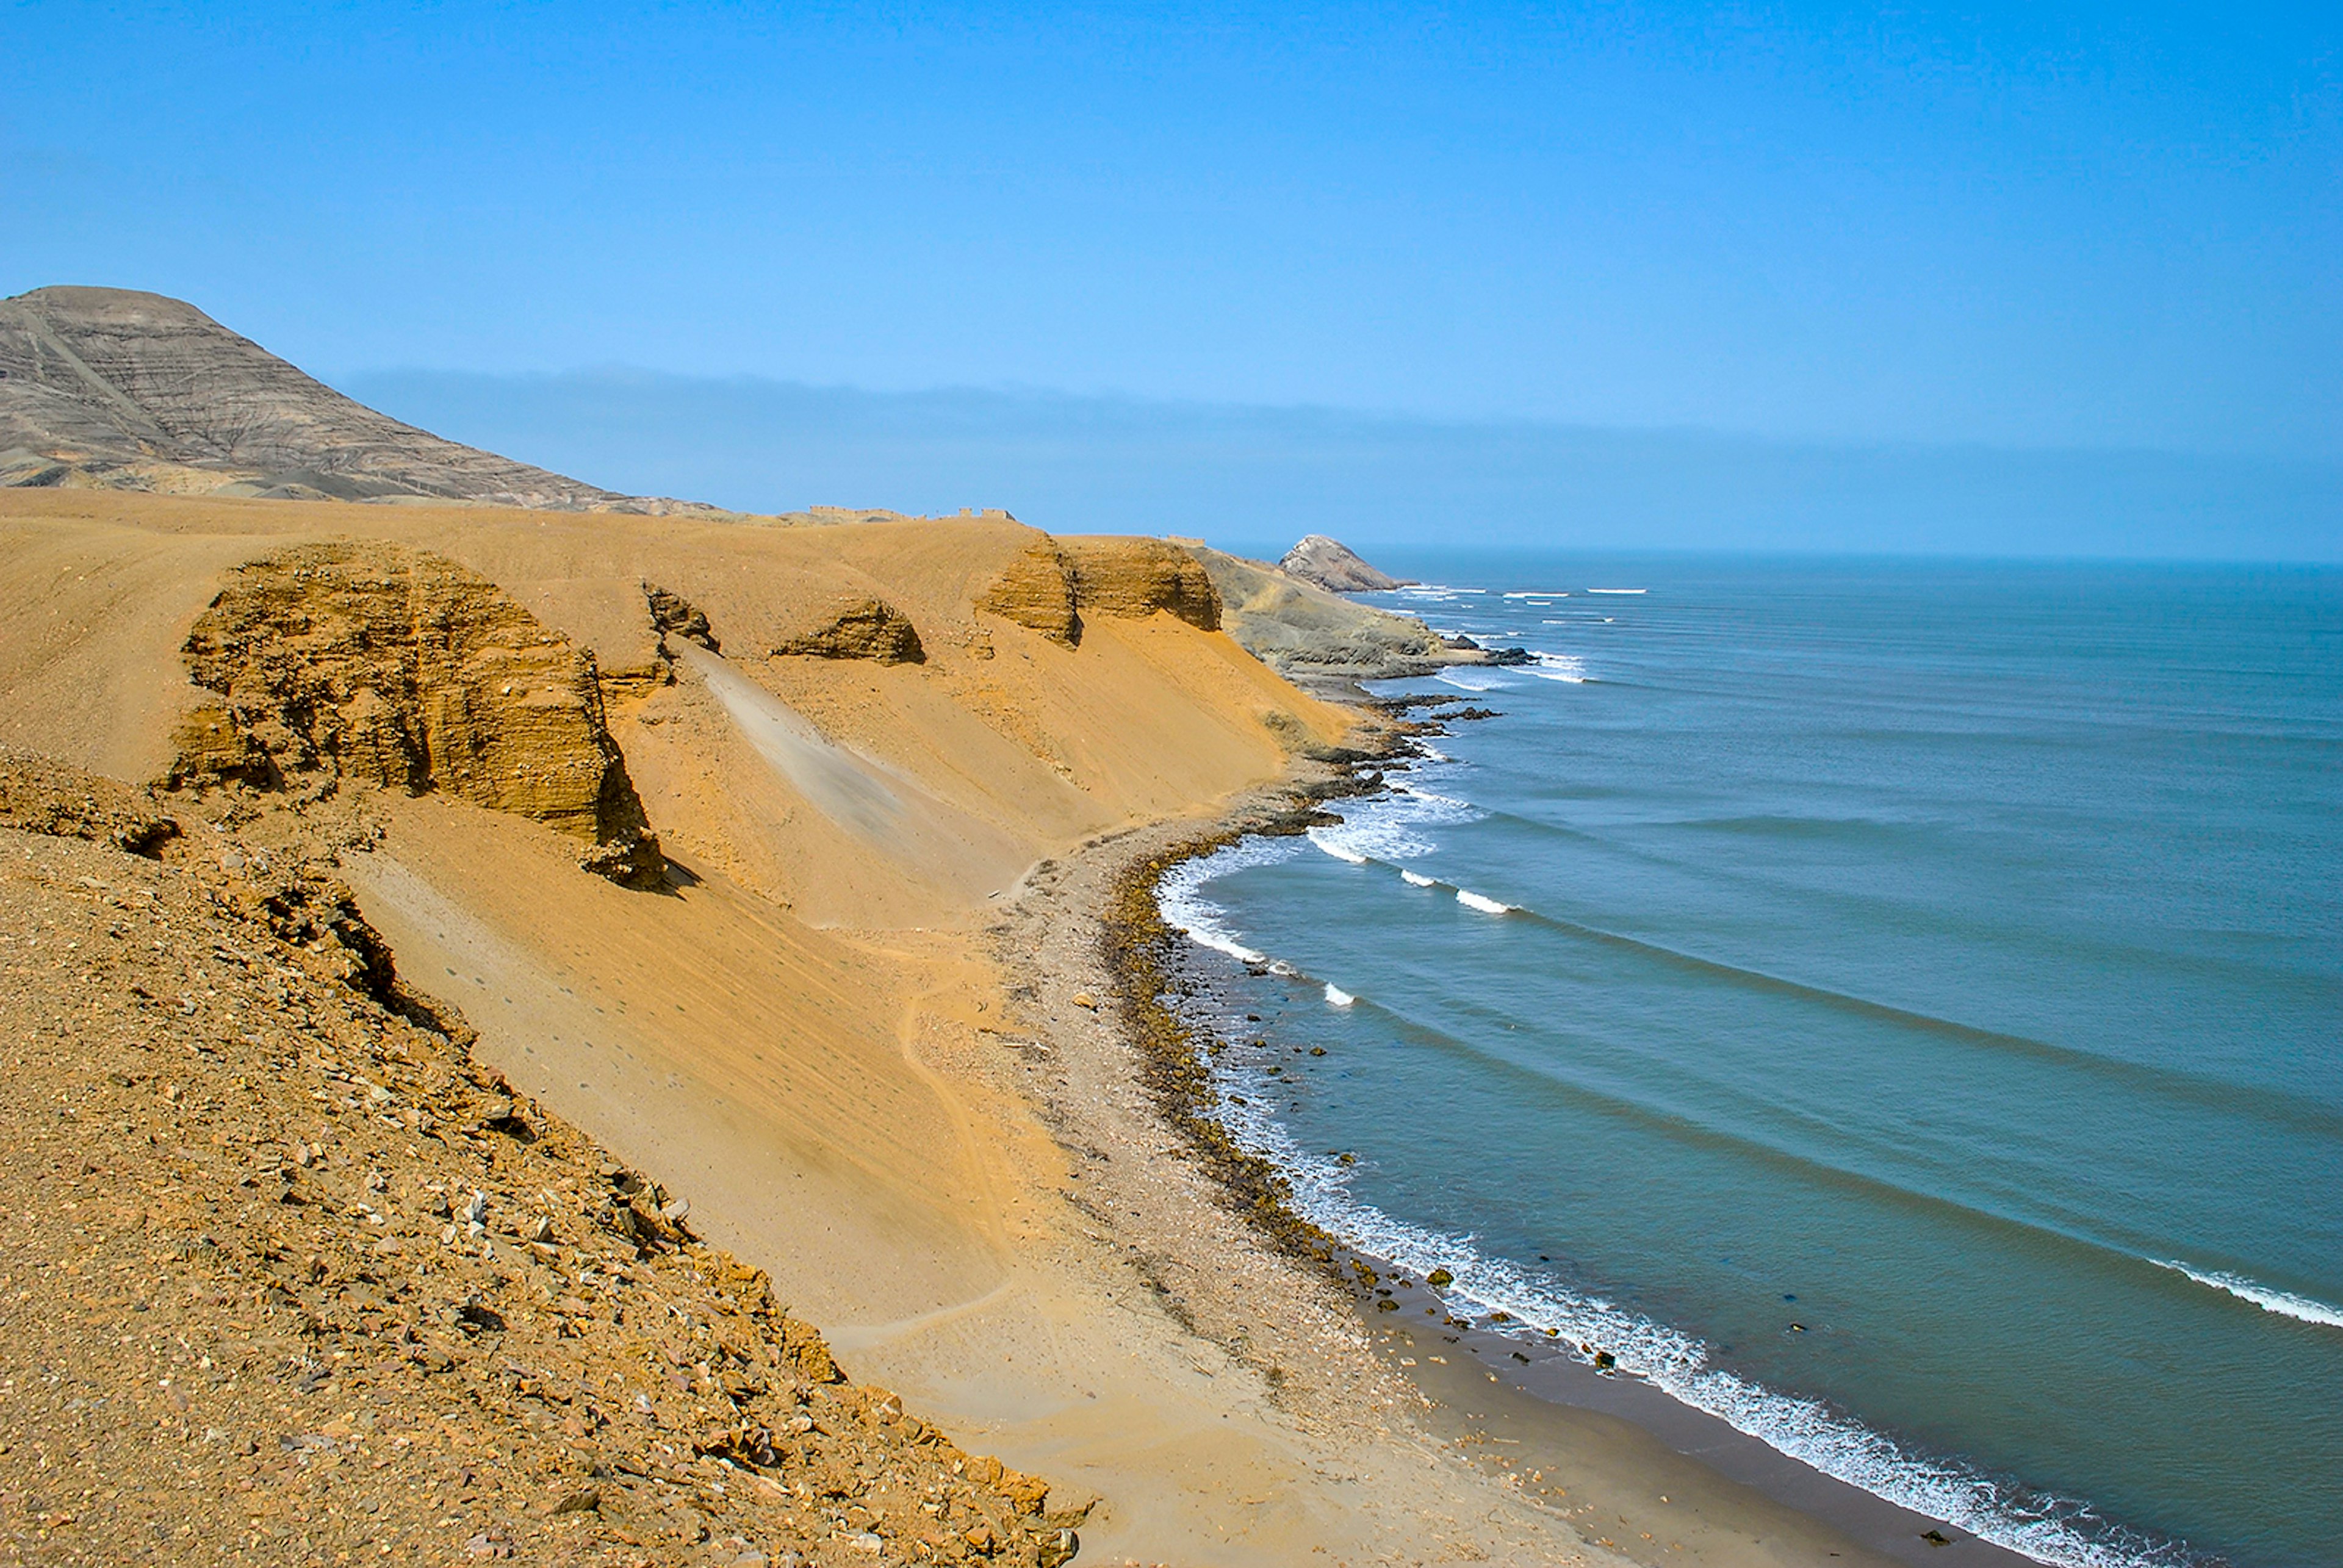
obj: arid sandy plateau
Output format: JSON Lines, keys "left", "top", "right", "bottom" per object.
{"left": 0, "top": 288, "right": 1925, "bottom": 1567}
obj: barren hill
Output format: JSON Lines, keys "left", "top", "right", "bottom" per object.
{"left": 0, "top": 287, "right": 714, "bottom": 512}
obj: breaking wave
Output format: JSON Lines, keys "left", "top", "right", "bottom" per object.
{"left": 1187, "top": 1047, "right": 2200, "bottom": 1568}
{"left": 1151, "top": 713, "right": 2204, "bottom": 1568}
{"left": 1155, "top": 835, "right": 1302, "bottom": 967}
{"left": 2153, "top": 1261, "right": 2343, "bottom": 1329}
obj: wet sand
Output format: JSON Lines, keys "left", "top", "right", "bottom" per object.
{"left": 1353, "top": 1270, "right": 2038, "bottom": 1568}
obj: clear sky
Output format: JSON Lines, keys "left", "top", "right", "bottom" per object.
{"left": 4, "top": 2, "right": 2339, "bottom": 548}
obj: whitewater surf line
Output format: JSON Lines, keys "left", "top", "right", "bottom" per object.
{"left": 1166, "top": 930, "right": 2199, "bottom": 1568}
{"left": 2153, "top": 1261, "right": 2343, "bottom": 1329}
{"left": 1239, "top": 768, "right": 2343, "bottom": 1147}
{"left": 1148, "top": 725, "right": 2217, "bottom": 1568}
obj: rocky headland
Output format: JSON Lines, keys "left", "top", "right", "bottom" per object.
{"left": 1277, "top": 534, "right": 1413, "bottom": 593}
{"left": 1187, "top": 544, "right": 1490, "bottom": 692}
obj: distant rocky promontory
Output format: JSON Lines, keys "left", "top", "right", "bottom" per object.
{"left": 1279, "top": 534, "right": 1414, "bottom": 593}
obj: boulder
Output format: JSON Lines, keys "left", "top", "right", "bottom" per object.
{"left": 644, "top": 583, "right": 719, "bottom": 652}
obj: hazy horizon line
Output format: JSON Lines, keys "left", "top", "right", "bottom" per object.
{"left": 346, "top": 365, "right": 2342, "bottom": 563}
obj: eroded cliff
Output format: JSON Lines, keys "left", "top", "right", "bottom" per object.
{"left": 172, "top": 542, "right": 663, "bottom": 886}
{"left": 973, "top": 534, "right": 1222, "bottom": 648}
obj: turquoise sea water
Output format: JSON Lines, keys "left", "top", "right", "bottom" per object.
{"left": 1158, "top": 557, "right": 2341, "bottom": 1567}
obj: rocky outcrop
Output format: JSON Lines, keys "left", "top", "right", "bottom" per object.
{"left": 1279, "top": 534, "right": 1413, "bottom": 592}
{"left": 975, "top": 535, "right": 1223, "bottom": 648}
{"left": 1062, "top": 537, "right": 1222, "bottom": 631}
{"left": 172, "top": 542, "right": 664, "bottom": 887}
{"left": 0, "top": 746, "right": 179, "bottom": 856}
{"left": 0, "top": 286, "right": 717, "bottom": 512}
{"left": 1190, "top": 546, "right": 1472, "bottom": 686}
{"left": 0, "top": 807, "right": 1085, "bottom": 1566}
{"left": 976, "top": 539, "right": 1084, "bottom": 645}
{"left": 644, "top": 582, "right": 720, "bottom": 652}
{"left": 772, "top": 597, "right": 927, "bottom": 665}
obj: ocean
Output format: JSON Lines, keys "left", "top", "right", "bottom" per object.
{"left": 1156, "top": 555, "right": 2342, "bottom": 1568}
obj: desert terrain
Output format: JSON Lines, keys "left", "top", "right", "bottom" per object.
{"left": 0, "top": 286, "right": 1912, "bottom": 1567}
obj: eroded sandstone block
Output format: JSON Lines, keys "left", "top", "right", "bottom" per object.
{"left": 1062, "top": 537, "right": 1222, "bottom": 632}
{"left": 771, "top": 596, "right": 926, "bottom": 665}
{"left": 975, "top": 538, "right": 1082, "bottom": 645}
{"left": 173, "top": 542, "right": 663, "bottom": 887}
{"left": 974, "top": 535, "right": 1224, "bottom": 647}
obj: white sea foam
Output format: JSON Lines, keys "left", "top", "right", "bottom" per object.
{"left": 1154, "top": 835, "right": 1303, "bottom": 972}
{"left": 1588, "top": 586, "right": 1647, "bottom": 594}
{"left": 1310, "top": 834, "right": 1370, "bottom": 865}
{"left": 1401, "top": 870, "right": 1436, "bottom": 887}
{"left": 1152, "top": 709, "right": 2186, "bottom": 1568}
{"left": 1532, "top": 652, "right": 1588, "bottom": 683}
{"left": 1434, "top": 670, "right": 1511, "bottom": 692}
{"left": 2153, "top": 1261, "right": 2343, "bottom": 1329}
{"left": 1503, "top": 590, "right": 1572, "bottom": 598}
{"left": 1456, "top": 888, "right": 1514, "bottom": 915}
{"left": 1184, "top": 1070, "right": 2190, "bottom": 1568}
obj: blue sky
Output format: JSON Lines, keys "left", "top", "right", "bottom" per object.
{"left": 5, "top": 2, "right": 2338, "bottom": 552}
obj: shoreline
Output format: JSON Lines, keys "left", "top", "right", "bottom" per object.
{"left": 1029, "top": 727, "right": 2045, "bottom": 1568}
{"left": 977, "top": 760, "right": 1913, "bottom": 1566}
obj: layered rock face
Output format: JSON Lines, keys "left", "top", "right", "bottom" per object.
{"left": 173, "top": 542, "right": 664, "bottom": 886}
{"left": 1279, "top": 534, "right": 1413, "bottom": 592}
{"left": 1062, "top": 537, "right": 1222, "bottom": 631}
{"left": 975, "top": 534, "right": 1222, "bottom": 647}
{"left": 975, "top": 539, "right": 1084, "bottom": 644}
{"left": 0, "top": 286, "right": 712, "bottom": 511}
{"left": 645, "top": 582, "right": 721, "bottom": 652}
{"left": 772, "top": 597, "right": 927, "bottom": 664}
